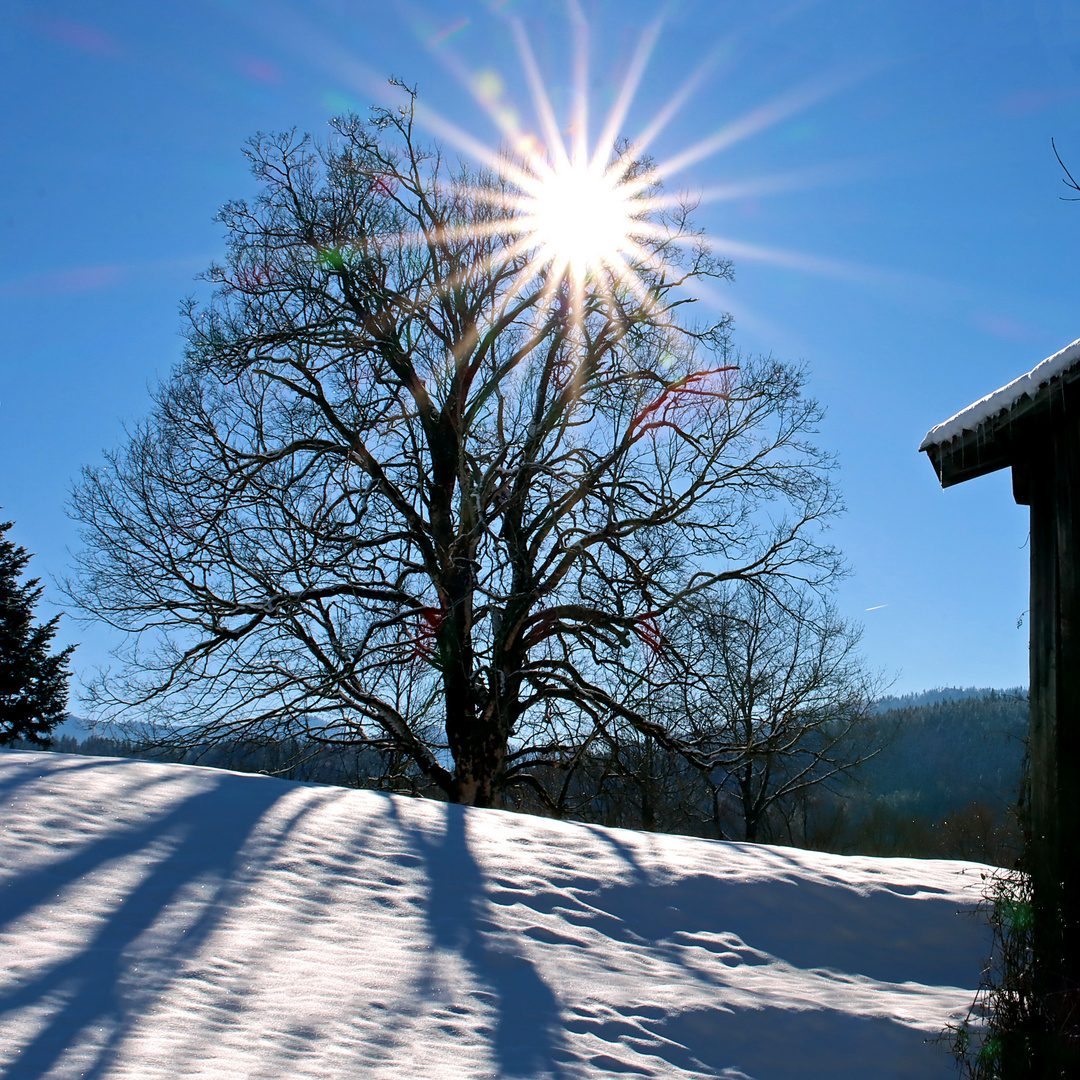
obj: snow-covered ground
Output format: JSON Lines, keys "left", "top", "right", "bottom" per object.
{"left": 0, "top": 750, "right": 992, "bottom": 1079}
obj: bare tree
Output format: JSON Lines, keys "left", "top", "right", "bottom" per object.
{"left": 655, "top": 586, "right": 882, "bottom": 842}
{"left": 69, "top": 92, "right": 842, "bottom": 808}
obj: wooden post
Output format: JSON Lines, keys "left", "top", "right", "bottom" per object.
{"left": 1020, "top": 422, "right": 1080, "bottom": 1072}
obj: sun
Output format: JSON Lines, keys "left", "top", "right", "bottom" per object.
{"left": 394, "top": 9, "right": 862, "bottom": 317}
{"left": 516, "top": 158, "right": 643, "bottom": 280}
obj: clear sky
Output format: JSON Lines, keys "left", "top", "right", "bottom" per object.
{"left": 2, "top": 0, "right": 1077, "bottom": 700}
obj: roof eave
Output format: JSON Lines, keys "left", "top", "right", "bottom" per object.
{"left": 922, "top": 375, "right": 1076, "bottom": 489}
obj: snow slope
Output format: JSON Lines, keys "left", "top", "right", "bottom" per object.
{"left": 0, "top": 751, "right": 992, "bottom": 1079}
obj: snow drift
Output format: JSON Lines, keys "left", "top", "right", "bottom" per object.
{"left": 0, "top": 750, "right": 991, "bottom": 1079}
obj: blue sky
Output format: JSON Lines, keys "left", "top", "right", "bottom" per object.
{"left": 2, "top": 0, "right": 1077, "bottom": 699}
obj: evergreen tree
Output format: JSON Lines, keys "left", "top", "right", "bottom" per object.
{"left": 0, "top": 520, "right": 75, "bottom": 746}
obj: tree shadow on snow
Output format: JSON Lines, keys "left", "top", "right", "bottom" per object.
{"left": 0, "top": 752, "right": 982, "bottom": 1079}
{"left": 0, "top": 760, "right": 299, "bottom": 1080}
{"left": 574, "top": 1001, "right": 950, "bottom": 1080}
{"left": 584, "top": 868, "right": 986, "bottom": 989}
{"left": 481, "top": 826, "right": 984, "bottom": 1077}
{"left": 394, "top": 800, "right": 568, "bottom": 1079}
{"left": 0, "top": 749, "right": 122, "bottom": 801}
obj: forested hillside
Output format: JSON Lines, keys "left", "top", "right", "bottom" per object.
{"left": 31, "top": 688, "right": 1029, "bottom": 866}
{"left": 874, "top": 685, "right": 1026, "bottom": 712}
{"left": 824, "top": 689, "right": 1028, "bottom": 866}
{"left": 859, "top": 690, "right": 1028, "bottom": 819}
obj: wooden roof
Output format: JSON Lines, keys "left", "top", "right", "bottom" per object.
{"left": 921, "top": 338, "right": 1080, "bottom": 489}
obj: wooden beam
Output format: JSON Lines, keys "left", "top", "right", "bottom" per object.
{"left": 1028, "top": 422, "right": 1080, "bottom": 1072}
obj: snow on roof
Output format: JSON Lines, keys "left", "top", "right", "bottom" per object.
{"left": 0, "top": 749, "right": 991, "bottom": 1079}
{"left": 920, "top": 336, "right": 1080, "bottom": 452}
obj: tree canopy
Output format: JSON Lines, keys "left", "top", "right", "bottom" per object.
{"left": 71, "top": 94, "right": 845, "bottom": 807}
{"left": 0, "top": 520, "right": 74, "bottom": 746}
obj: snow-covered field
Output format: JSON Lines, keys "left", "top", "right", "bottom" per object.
{"left": 0, "top": 750, "right": 992, "bottom": 1079}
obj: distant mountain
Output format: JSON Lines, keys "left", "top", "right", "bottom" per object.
{"left": 863, "top": 690, "right": 1029, "bottom": 806}
{"left": 47, "top": 714, "right": 91, "bottom": 741}
{"left": 873, "top": 686, "right": 1026, "bottom": 713}
{"left": 30, "top": 693, "right": 1032, "bottom": 864}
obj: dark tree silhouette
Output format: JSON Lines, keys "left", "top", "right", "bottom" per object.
{"left": 0, "top": 520, "right": 75, "bottom": 746}
{"left": 603, "top": 584, "right": 882, "bottom": 841}
{"left": 70, "top": 92, "right": 842, "bottom": 807}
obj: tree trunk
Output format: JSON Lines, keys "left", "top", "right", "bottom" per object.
{"left": 442, "top": 648, "right": 505, "bottom": 807}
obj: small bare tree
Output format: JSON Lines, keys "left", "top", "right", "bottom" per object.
{"left": 654, "top": 586, "right": 882, "bottom": 842}
{"left": 70, "top": 92, "right": 842, "bottom": 807}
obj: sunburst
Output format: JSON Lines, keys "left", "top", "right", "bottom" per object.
{"left": 401, "top": 8, "right": 870, "bottom": 330}
{"left": 514, "top": 155, "right": 644, "bottom": 283}
{"left": 228, "top": 0, "right": 873, "bottom": 319}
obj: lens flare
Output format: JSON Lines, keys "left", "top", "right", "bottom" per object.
{"left": 423, "top": 13, "right": 866, "bottom": 314}
{"left": 245, "top": 2, "right": 873, "bottom": 318}
{"left": 517, "top": 158, "right": 641, "bottom": 278}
